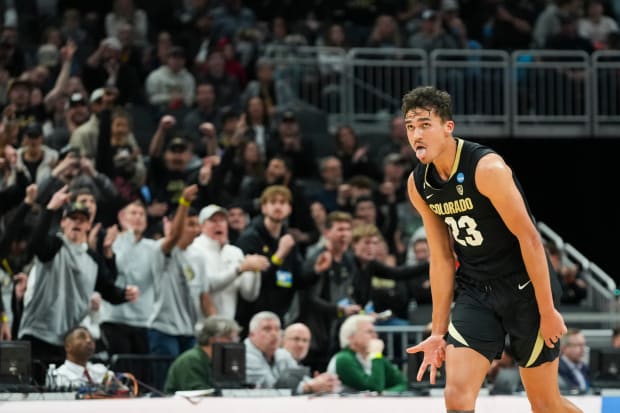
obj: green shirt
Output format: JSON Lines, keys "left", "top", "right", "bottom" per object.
{"left": 335, "top": 347, "right": 407, "bottom": 393}
{"left": 164, "top": 346, "right": 212, "bottom": 393}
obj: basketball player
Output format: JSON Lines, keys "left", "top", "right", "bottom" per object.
{"left": 403, "top": 86, "right": 582, "bottom": 413}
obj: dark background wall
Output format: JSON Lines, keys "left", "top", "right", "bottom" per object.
{"left": 475, "top": 138, "right": 617, "bottom": 284}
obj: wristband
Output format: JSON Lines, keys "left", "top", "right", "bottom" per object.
{"left": 271, "top": 254, "right": 283, "bottom": 266}
{"left": 179, "top": 197, "right": 191, "bottom": 207}
{"left": 370, "top": 352, "right": 383, "bottom": 360}
{"left": 1, "top": 314, "right": 8, "bottom": 323}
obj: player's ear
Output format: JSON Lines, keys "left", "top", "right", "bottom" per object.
{"left": 444, "top": 120, "right": 455, "bottom": 134}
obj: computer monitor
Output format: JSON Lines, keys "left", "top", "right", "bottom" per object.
{"left": 407, "top": 352, "right": 446, "bottom": 392}
{"left": 0, "top": 341, "right": 31, "bottom": 385}
{"left": 211, "top": 342, "right": 245, "bottom": 389}
{"left": 589, "top": 348, "right": 620, "bottom": 389}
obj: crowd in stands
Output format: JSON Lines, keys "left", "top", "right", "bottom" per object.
{"left": 0, "top": 0, "right": 606, "bottom": 395}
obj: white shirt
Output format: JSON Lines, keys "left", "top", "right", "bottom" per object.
{"left": 327, "top": 352, "right": 371, "bottom": 375}
{"left": 252, "top": 125, "right": 267, "bottom": 157}
{"left": 80, "top": 293, "right": 102, "bottom": 340}
{"left": 578, "top": 16, "right": 619, "bottom": 44}
{"left": 145, "top": 65, "right": 196, "bottom": 107}
{"left": 187, "top": 234, "right": 260, "bottom": 319}
{"left": 50, "top": 360, "right": 112, "bottom": 389}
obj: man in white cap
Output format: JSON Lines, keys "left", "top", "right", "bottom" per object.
{"left": 187, "top": 204, "right": 270, "bottom": 319}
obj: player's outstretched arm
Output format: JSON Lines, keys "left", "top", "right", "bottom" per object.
{"left": 407, "top": 174, "right": 456, "bottom": 335}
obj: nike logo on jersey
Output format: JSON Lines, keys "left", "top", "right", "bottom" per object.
{"left": 518, "top": 280, "right": 532, "bottom": 290}
{"left": 425, "top": 194, "right": 434, "bottom": 200}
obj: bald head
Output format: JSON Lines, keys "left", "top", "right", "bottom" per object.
{"left": 282, "top": 323, "right": 311, "bottom": 362}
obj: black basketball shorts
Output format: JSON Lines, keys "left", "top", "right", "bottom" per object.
{"left": 446, "top": 271, "right": 563, "bottom": 368}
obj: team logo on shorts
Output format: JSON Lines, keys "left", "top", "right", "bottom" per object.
{"left": 456, "top": 185, "right": 463, "bottom": 196}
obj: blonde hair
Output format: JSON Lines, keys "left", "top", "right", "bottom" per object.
{"left": 325, "top": 211, "right": 352, "bottom": 229}
{"left": 352, "top": 223, "right": 380, "bottom": 244}
{"left": 260, "top": 185, "right": 292, "bottom": 205}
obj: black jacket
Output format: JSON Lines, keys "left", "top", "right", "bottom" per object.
{"left": 353, "top": 259, "right": 430, "bottom": 319}
{"left": 234, "top": 216, "right": 312, "bottom": 330}
{"left": 296, "top": 247, "right": 357, "bottom": 367}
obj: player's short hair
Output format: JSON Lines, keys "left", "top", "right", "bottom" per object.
{"left": 401, "top": 85, "right": 453, "bottom": 122}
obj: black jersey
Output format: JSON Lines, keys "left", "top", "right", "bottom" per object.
{"left": 412, "top": 138, "right": 533, "bottom": 281}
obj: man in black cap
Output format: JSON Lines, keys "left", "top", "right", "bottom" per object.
{"left": 167, "top": 136, "right": 190, "bottom": 153}
{"left": 46, "top": 93, "right": 91, "bottom": 151}
{"left": 266, "top": 110, "right": 317, "bottom": 180}
{"left": 146, "top": 131, "right": 195, "bottom": 212}
{"left": 19, "top": 185, "right": 139, "bottom": 385}
{"left": 145, "top": 46, "right": 196, "bottom": 111}
{"left": 16, "top": 122, "right": 59, "bottom": 185}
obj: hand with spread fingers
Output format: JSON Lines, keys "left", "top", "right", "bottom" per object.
{"left": 406, "top": 334, "right": 446, "bottom": 384}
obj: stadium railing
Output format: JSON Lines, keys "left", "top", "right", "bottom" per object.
{"left": 261, "top": 46, "right": 620, "bottom": 137}
{"left": 537, "top": 221, "right": 618, "bottom": 329}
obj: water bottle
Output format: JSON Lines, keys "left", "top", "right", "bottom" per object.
{"left": 46, "top": 363, "right": 57, "bottom": 391}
